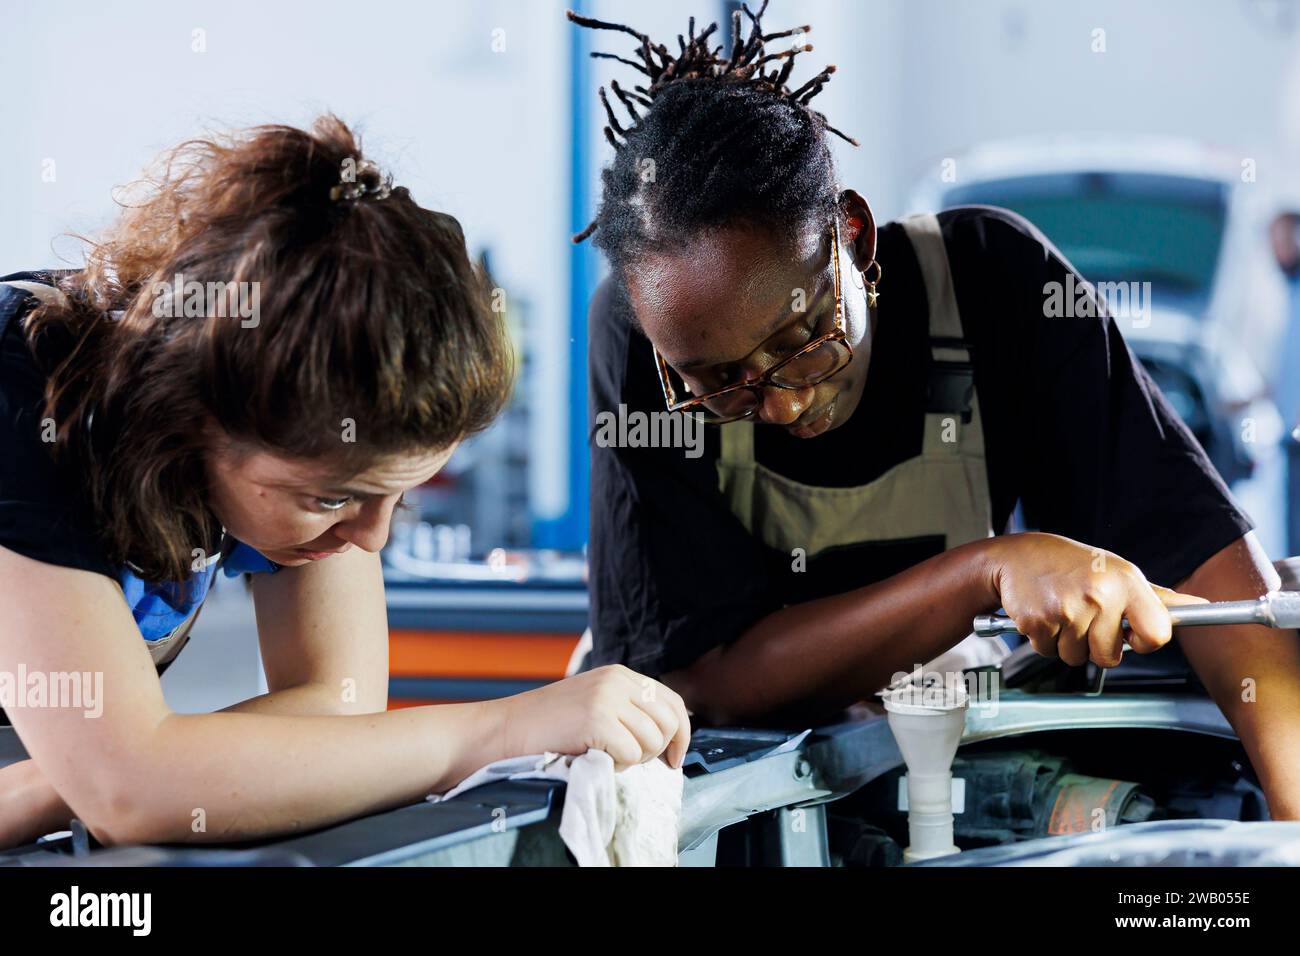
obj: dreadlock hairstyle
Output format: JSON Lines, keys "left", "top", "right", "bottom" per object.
{"left": 568, "top": 2, "right": 858, "bottom": 273}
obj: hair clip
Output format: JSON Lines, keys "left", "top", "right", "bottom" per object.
{"left": 329, "top": 158, "right": 392, "bottom": 203}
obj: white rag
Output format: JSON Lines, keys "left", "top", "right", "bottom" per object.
{"left": 428, "top": 750, "right": 684, "bottom": 866}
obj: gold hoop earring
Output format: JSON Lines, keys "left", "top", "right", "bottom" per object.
{"left": 862, "top": 259, "right": 882, "bottom": 307}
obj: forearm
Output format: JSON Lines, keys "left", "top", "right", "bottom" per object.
{"left": 0, "top": 759, "right": 75, "bottom": 848}
{"left": 1175, "top": 534, "right": 1300, "bottom": 819}
{"left": 0, "top": 681, "right": 385, "bottom": 849}
{"left": 1192, "top": 628, "right": 1300, "bottom": 820}
{"left": 92, "top": 700, "right": 513, "bottom": 845}
{"left": 667, "top": 537, "right": 1001, "bottom": 724}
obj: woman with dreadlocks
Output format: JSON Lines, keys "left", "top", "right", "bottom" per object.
{"left": 572, "top": 5, "right": 1300, "bottom": 817}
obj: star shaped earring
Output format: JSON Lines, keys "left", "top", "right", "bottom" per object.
{"left": 863, "top": 259, "right": 883, "bottom": 308}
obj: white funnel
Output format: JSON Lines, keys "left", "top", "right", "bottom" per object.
{"left": 883, "top": 680, "right": 969, "bottom": 863}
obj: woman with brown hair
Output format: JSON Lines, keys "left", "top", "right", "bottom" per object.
{"left": 0, "top": 115, "right": 688, "bottom": 848}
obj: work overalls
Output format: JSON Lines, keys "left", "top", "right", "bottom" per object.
{"left": 715, "top": 213, "right": 1009, "bottom": 677}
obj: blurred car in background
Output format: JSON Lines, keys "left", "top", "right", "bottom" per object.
{"left": 911, "top": 136, "right": 1285, "bottom": 491}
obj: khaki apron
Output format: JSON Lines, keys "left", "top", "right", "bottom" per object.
{"left": 714, "top": 214, "right": 1006, "bottom": 673}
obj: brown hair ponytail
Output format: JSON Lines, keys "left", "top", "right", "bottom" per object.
{"left": 21, "top": 114, "right": 513, "bottom": 583}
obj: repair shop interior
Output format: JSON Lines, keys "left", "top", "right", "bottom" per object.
{"left": 6, "top": 0, "right": 1300, "bottom": 890}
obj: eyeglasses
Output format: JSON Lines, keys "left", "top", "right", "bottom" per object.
{"left": 652, "top": 217, "right": 853, "bottom": 425}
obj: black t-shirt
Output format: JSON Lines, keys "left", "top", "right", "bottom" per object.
{"left": 0, "top": 275, "right": 286, "bottom": 725}
{"left": 0, "top": 274, "right": 280, "bottom": 639}
{"left": 587, "top": 206, "right": 1254, "bottom": 678}
{"left": 0, "top": 272, "right": 118, "bottom": 579}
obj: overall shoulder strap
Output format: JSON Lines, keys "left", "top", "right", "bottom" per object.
{"left": 897, "top": 214, "right": 980, "bottom": 455}
{"left": 718, "top": 418, "right": 755, "bottom": 465}
{"left": 897, "top": 213, "right": 964, "bottom": 353}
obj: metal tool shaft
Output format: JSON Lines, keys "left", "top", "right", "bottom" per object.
{"left": 973, "top": 596, "right": 1275, "bottom": 638}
